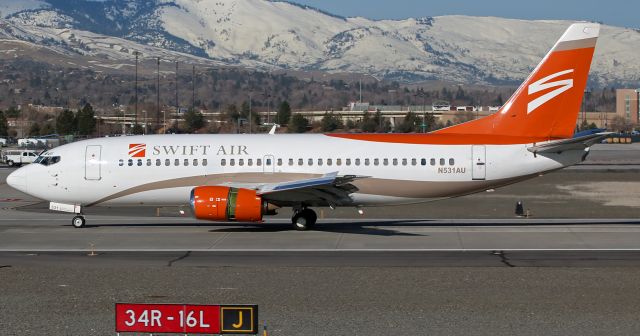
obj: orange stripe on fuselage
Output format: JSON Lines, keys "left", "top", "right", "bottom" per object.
{"left": 325, "top": 133, "right": 554, "bottom": 145}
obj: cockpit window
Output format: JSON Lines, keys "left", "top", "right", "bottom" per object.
{"left": 37, "top": 155, "right": 61, "bottom": 166}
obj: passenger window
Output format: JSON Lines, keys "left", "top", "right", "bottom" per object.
{"left": 393, "top": 158, "right": 398, "bottom": 166}
{"left": 327, "top": 158, "right": 333, "bottom": 166}
{"left": 266, "top": 158, "right": 272, "bottom": 166}
{"left": 137, "top": 159, "right": 143, "bottom": 166}
{"left": 156, "top": 159, "right": 161, "bottom": 166}
{"left": 355, "top": 158, "right": 361, "bottom": 166}
{"left": 165, "top": 159, "right": 170, "bottom": 166}
{"left": 248, "top": 159, "right": 253, "bottom": 166}
{"left": 119, "top": 159, "right": 124, "bottom": 167}
{"left": 383, "top": 158, "right": 389, "bottom": 166}
{"left": 411, "top": 158, "right": 417, "bottom": 166}
{"left": 346, "top": 159, "right": 351, "bottom": 166}
{"left": 421, "top": 158, "right": 427, "bottom": 166}
{"left": 308, "top": 158, "right": 313, "bottom": 166}
{"left": 440, "top": 158, "right": 445, "bottom": 166}
{"left": 221, "top": 159, "right": 226, "bottom": 166}
{"left": 277, "top": 158, "right": 283, "bottom": 166}
{"left": 430, "top": 158, "right": 436, "bottom": 166}
{"left": 128, "top": 159, "right": 133, "bottom": 166}
{"left": 230, "top": 159, "right": 235, "bottom": 166}
{"left": 202, "top": 159, "right": 208, "bottom": 166}
{"left": 147, "top": 159, "right": 152, "bottom": 166}
{"left": 318, "top": 159, "right": 323, "bottom": 166}
{"left": 402, "top": 158, "right": 407, "bottom": 166}
{"left": 336, "top": 159, "right": 342, "bottom": 166}
{"left": 365, "top": 158, "right": 370, "bottom": 166}
{"left": 193, "top": 159, "right": 198, "bottom": 166}
{"left": 289, "top": 158, "right": 294, "bottom": 166}
{"left": 257, "top": 159, "right": 262, "bottom": 166}
{"left": 374, "top": 158, "right": 379, "bottom": 166}
{"left": 239, "top": 159, "right": 244, "bottom": 166}
{"left": 174, "top": 159, "right": 180, "bottom": 166}
{"left": 298, "top": 158, "right": 303, "bottom": 166}
{"left": 449, "top": 158, "right": 455, "bottom": 166}
{"left": 184, "top": 159, "right": 189, "bottom": 166}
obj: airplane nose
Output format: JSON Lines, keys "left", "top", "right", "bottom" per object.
{"left": 6, "top": 168, "right": 27, "bottom": 193}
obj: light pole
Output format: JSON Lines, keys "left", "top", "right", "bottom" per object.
{"left": 134, "top": 51, "right": 140, "bottom": 127}
{"left": 248, "top": 93, "right": 252, "bottom": 134}
{"left": 157, "top": 57, "right": 160, "bottom": 133}
{"left": 582, "top": 89, "right": 591, "bottom": 128}
{"left": 262, "top": 92, "right": 271, "bottom": 125}
{"left": 414, "top": 89, "right": 427, "bottom": 133}
{"left": 175, "top": 61, "right": 179, "bottom": 115}
{"left": 192, "top": 64, "right": 196, "bottom": 113}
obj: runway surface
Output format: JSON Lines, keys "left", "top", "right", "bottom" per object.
{"left": 3, "top": 217, "right": 640, "bottom": 251}
{"left": 1, "top": 146, "right": 640, "bottom": 335}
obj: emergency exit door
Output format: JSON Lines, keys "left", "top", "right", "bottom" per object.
{"left": 85, "top": 145, "right": 102, "bottom": 180}
{"left": 472, "top": 145, "right": 486, "bottom": 180}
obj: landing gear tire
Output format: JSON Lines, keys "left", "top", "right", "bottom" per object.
{"left": 72, "top": 215, "right": 86, "bottom": 228}
{"left": 292, "top": 209, "right": 317, "bottom": 231}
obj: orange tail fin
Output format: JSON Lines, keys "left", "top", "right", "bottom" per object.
{"left": 435, "top": 23, "right": 599, "bottom": 139}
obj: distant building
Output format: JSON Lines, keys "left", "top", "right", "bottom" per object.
{"left": 616, "top": 89, "right": 640, "bottom": 125}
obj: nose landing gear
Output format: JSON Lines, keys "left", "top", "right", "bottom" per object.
{"left": 72, "top": 215, "right": 86, "bottom": 228}
{"left": 291, "top": 208, "right": 317, "bottom": 231}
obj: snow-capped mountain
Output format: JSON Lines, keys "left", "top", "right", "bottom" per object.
{"left": 1, "top": 0, "right": 639, "bottom": 85}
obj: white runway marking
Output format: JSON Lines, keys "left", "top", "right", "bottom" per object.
{"left": 3, "top": 248, "right": 640, "bottom": 252}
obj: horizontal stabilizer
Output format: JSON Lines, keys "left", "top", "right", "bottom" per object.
{"left": 527, "top": 133, "right": 611, "bottom": 154}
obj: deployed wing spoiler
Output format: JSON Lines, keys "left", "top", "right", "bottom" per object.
{"left": 528, "top": 132, "right": 612, "bottom": 154}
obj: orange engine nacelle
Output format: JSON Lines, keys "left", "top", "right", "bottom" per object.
{"left": 190, "top": 186, "right": 263, "bottom": 222}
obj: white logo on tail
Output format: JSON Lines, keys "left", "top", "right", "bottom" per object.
{"left": 527, "top": 69, "right": 574, "bottom": 114}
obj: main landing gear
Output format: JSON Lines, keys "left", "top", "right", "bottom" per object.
{"left": 72, "top": 215, "right": 86, "bottom": 228}
{"left": 291, "top": 208, "right": 317, "bottom": 231}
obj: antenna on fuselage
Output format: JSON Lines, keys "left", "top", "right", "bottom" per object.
{"left": 268, "top": 124, "right": 279, "bottom": 135}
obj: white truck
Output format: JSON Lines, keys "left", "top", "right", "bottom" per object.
{"left": 1, "top": 149, "right": 39, "bottom": 166}
{"left": 0, "top": 138, "right": 6, "bottom": 147}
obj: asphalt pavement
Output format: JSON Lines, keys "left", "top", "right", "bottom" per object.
{"left": 1, "top": 144, "right": 640, "bottom": 335}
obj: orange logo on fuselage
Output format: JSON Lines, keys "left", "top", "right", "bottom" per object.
{"left": 128, "top": 144, "right": 146, "bottom": 158}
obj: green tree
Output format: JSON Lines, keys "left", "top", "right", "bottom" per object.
{"left": 131, "top": 124, "right": 144, "bottom": 135}
{"left": 579, "top": 119, "right": 590, "bottom": 131}
{"left": 320, "top": 112, "right": 343, "bottom": 132}
{"left": 28, "top": 123, "right": 40, "bottom": 136}
{"left": 76, "top": 103, "right": 96, "bottom": 136}
{"left": 40, "top": 123, "right": 54, "bottom": 136}
{"left": 184, "top": 109, "right": 205, "bottom": 133}
{"left": 345, "top": 119, "right": 356, "bottom": 130}
{"left": 240, "top": 101, "right": 251, "bottom": 119}
{"left": 5, "top": 106, "right": 19, "bottom": 118}
{"left": 288, "top": 113, "right": 308, "bottom": 133}
{"left": 277, "top": 101, "right": 292, "bottom": 125}
{"left": 361, "top": 111, "right": 378, "bottom": 133}
{"left": 56, "top": 109, "right": 76, "bottom": 135}
{"left": 397, "top": 111, "right": 418, "bottom": 133}
{"left": 225, "top": 104, "right": 240, "bottom": 122}
{"left": 0, "top": 111, "right": 8, "bottom": 137}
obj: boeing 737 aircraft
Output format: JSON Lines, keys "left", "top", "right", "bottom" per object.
{"left": 7, "top": 23, "right": 604, "bottom": 230}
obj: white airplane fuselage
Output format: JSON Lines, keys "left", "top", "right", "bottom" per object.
{"left": 8, "top": 133, "right": 584, "bottom": 208}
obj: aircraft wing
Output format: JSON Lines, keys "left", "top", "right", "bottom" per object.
{"left": 256, "top": 172, "right": 368, "bottom": 207}
{"left": 528, "top": 132, "right": 612, "bottom": 154}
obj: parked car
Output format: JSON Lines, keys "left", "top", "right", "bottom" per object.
{"left": 1, "top": 149, "right": 39, "bottom": 166}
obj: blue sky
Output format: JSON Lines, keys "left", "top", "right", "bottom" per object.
{"left": 291, "top": 0, "right": 639, "bottom": 28}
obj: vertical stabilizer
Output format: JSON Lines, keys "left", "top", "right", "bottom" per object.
{"left": 436, "top": 23, "right": 599, "bottom": 139}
